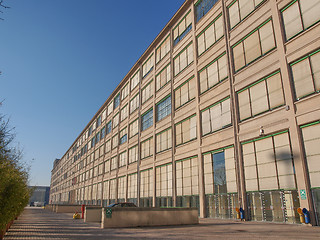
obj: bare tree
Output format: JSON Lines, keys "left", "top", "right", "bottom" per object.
{"left": 0, "top": 0, "right": 10, "bottom": 21}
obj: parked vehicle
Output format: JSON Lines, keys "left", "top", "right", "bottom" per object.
{"left": 107, "top": 202, "right": 137, "bottom": 208}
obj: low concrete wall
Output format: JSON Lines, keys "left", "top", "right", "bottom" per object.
{"left": 55, "top": 205, "right": 82, "bottom": 213}
{"left": 84, "top": 207, "right": 102, "bottom": 223}
{"left": 44, "top": 204, "right": 53, "bottom": 211}
{"left": 101, "top": 207, "right": 198, "bottom": 228}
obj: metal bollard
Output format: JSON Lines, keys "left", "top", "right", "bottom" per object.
{"left": 81, "top": 204, "right": 85, "bottom": 219}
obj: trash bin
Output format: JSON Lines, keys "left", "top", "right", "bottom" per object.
{"left": 297, "top": 208, "right": 305, "bottom": 223}
{"left": 302, "top": 208, "right": 310, "bottom": 224}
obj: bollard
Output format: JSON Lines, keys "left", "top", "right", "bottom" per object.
{"left": 302, "top": 208, "right": 310, "bottom": 224}
{"left": 239, "top": 207, "right": 245, "bottom": 221}
{"left": 297, "top": 208, "right": 305, "bottom": 224}
{"left": 235, "top": 207, "right": 240, "bottom": 219}
{"left": 81, "top": 204, "right": 85, "bottom": 219}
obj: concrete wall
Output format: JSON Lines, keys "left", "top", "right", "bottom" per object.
{"left": 101, "top": 207, "right": 198, "bottom": 228}
{"left": 84, "top": 207, "right": 102, "bottom": 223}
{"left": 55, "top": 205, "right": 82, "bottom": 213}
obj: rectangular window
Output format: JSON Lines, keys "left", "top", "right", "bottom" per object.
{"left": 114, "top": 93, "right": 120, "bottom": 109}
{"left": 242, "top": 131, "right": 296, "bottom": 191}
{"left": 174, "top": 76, "right": 195, "bottom": 109}
{"left": 106, "top": 121, "right": 112, "bottom": 135}
{"left": 237, "top": 71, "right": 285, "bottom": 121}
{"left": 199, "top": 53, "right": 228, "bottom": 94}
{"left": 121, "top": 83, "right": 129, "bottom": 100}
{"left": 290, "top": 49, "right": 320, "bottom": 100}
{"left": 109, "top": 178, "right": 116, "bottom": 202}
{"left": 228, "top": 0, "right": 265, "bottom": 29}
{"left": 281, "top": 0, "right": 320, "bottom": 41}
{"left": 156, "top": 35, "right": 171, "bottom": 64}
{"left": 131, "top": 70, "right": 140, "bottom": 91}
{"left": 173, "top": 10, "right": 192, "bottom": 46}
{"left": 142, "top": 80, "right": 153, "bottom": 104}
{"left": 112, "top": 113, "right": 119, "bottom": 129}
{"left": 104, "top": 159, "right": 110, "bottom": 173}
{"left": 201, "top": 97, "right": 232, "bottom": 136}
{"left": 232, "top": 19, "right": 275, "bottom": 72}
{"left": 111, "top": 156, "right": 118, "bottom": 171}
{"left": 156, "top": 63, "right": 171, "bottom": 91}
{"left": 128, "top": 145, "right": 138, "bottom": 164}
{"left": 129, "top": 118, "right": 139, "bottom": 138}
{"left": 112, "top": 134, "right": 118, "bottom": 149}
{"left": 97, "top": 115, "right": 101, "bottom": 128}
{"left": 128, "top": 173, "right": 137, "bottom": 202}
{"left": 102, "top": 109, "right": 107, "bottom": 122}
{"left": 118, "top": 176, "right": 126, "bottom": 201}
{"left": 141, "top": 137, "right": 153, "bottom": 159}
{"left": 141, "top": 108, "right": 153, "bottom": 131}
{"left": 156, "top": 163, "right": 173, "bottom": 207}
{"left": 175, "top": 114, "right": 197, "bottom": 146}
{"left": 156, "top": 127, "right": 172, "bottom": 153}
{"left": 195, "top": 0, "right": 219, "bottom": 23}
{"left": 142, "top": 54, "right": 154, "bottom": 78}
{"left": 120, "top": 104, "right": 128, "bottom": 122}
{"left": 119, "top": 151, "right": 127, "bottom": 168}
{"left": 103, "top": 180, "right": 109, "bottom": 201}
{"left": 130, "top": 93, "right": 140, "bottom": 114}
{"left": 140, "top": 168, "right": 153, "bottom": 207}
{"left": 100, "top": 126, "right": 105, "bottom": 139}
{"left": 119, "top": 127, "right": 127, "bottom": 145}
{"left": 174, "top": 42, "right": 194, "bottom": 76}
{"left": 107, "top": 101, "right": 113, "bottom": 116}
{"left": 197, "top": 13, "right": 223, "bottom": 56}
{"left": 156, "top": 95, "right": 171, "bottom": 122}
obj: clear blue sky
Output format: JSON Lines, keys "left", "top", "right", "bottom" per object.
{"left": 0, "top": 0, "right": 185, "bottom": 186}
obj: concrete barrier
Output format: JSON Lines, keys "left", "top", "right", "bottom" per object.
{"left": 101, "top": 207, "right": 198, "bottom": 228}
{"left": 84, "top": 207, "right": 102, "bottom": 223}
{"left": 55, "top": 205, "right": 82, "bottom": 213}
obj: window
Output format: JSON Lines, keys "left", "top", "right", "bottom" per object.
{"left": 129, "top": 118, "right": 139, "bottom": 138}
{"left": 141, "top": 108, "right": 153, "bottom": 131}
{"left": 91, "top": 136, "right": 95, "bottom": 148}
{"left": 156, "top": 163, "right": 173, "bottom": 207}
{"left": 114, "top": 94, "right": 120, "bottom": 109}
{"left": 131, "top": 70, "right": 140, "bottom": 91}
{"left": 120, "top": 104, "right": 128, "bottom": 122}
{"left": 128, "top": 145, "right": 138, "bottom": 164}
{"left": 107, "top": 101, "right": 113, "bottom": 116}
{"left": 174, "top": 76, "right": 195, "bottom": 109}
{"left": 111, "top": 156, "right": 118, "bottom": 170}
{"left": 128, "top": 173, "right": 138, "bottom": 203}
{"left": 281, "top": 0, "right": 320, "bottom": 41}
{"left": 199, "top": 53, "right": 228, "bottom": 94}
{"left": 174, "top": 42, "right": 194, "bottom": 76}
{"left": 197, "top": 14, "right": 223, "bottom": 56}
{"left": 228, "top": 0, "right": 265, "bottom": 29}
{"left": 156, "top": 95, "right": 171, "bottom": 122}
{"left": 290, "top": 49, "right": 320, "bottom": 100}
{"left": 232, "top": 19, "right": 275, "bottom": 72}
{"left": 104, "top": 160, "right": 110, "bottom": 173}
{"left": 119, "top": 128, "right": 127, "bottom": 145}
{"left": 142, "top": 54, "right": 154, "bottom": 78}
{"left": 130, "top": 93, "right": 140, "bottom": 114}
{"left": 201, "top": 97, "right": 232, "bottom": 136}
{"left": 106, "top": 121, "right": 112, "bottom": 135}
{"left": 109, "top": 178, "right": 116, "bottom": 202}
{"left": 140, "top": 168, "right": 153, "bottom": 207}
{"left": 88, "top": 126, "right": 93, "bottom": 137}
{"left": 100, "top": 126, "right": 106, "bottom": 140}
{"left": 112, "top": 134, "right": 118, "bottom": 149}
{"left": 102, "top": 110, "right": 107, "bottom": 122}
{"left": 156, "top": 63, "right": 171, "bottom": 91}
{"left": 156, "top": 35, "right": 170, "bottom": 64}
{"left": 175, "top": 114, "right": 197, "bottom": 146}
{"left": 99, "top": 144, "right": 105, "bottom": 157}
{"left": 95, "top": 132, "right": 100, "bottom": 144}
{"left": 237, "top": 71, "right": 285, "bottom": 121}
{"left": 141, "top": 137, "right": 153, "bottom": 159}
{"left": 103, "top": 180, "right": 109, "bottom": 202}
{"left": 118, "top": 176, "right": 126, "bottom": 201}
{"left": 119, "top": 151, "right": 127, "bottom": 168}
{"left": 195, "top": 0, "right": 219, "bottom": 23}
{"left": 96, "top": 115, "right": 102, "bottom": 128}
{"left": 156, "top": 127, "right": 172, "bottom": 153}
{"left": 142, "top": 80, "right": 153, "bottom": 104}
{"left": 173, "top": 10, "right": 192, "bottom": 46}
{"left": 112, "top": 113, "right": 119, "bottom": 129}
{"left": 121, "top": 83, "right": 129, "bottom": 100}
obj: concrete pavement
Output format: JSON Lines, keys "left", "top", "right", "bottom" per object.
{"left": 3, "top": 207, "right": 320, "bottom": 239}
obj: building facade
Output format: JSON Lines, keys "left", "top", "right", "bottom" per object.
{"left": 29, "top": 186, "right": 50, "bottom": 206}
{"left": 49, "top": 0, "right": 320, "bottom": 225}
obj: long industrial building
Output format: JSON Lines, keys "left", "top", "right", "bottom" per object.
{"left": 49, "top": 0, "right": 320, "bottom": 225}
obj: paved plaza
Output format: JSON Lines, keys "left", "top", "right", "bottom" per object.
{"left": 3, "top": 207, "right": 320, "bottom": 239}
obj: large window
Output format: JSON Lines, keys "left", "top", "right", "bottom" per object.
{"left": 104, "top": 159, "right": 110, "bottom": 173}
{"left": 118, "top": 176, "right": 126, "bottom": 202}
{"left": 201, "top": 97, "right": 232, "bottom": 136}
{"left": 129, "top": 118, "right": 139, "bottom": 138}
{"left": 128, "top": 145, "right": 138, "bottom": 164}
{"left": 228, "top": 0, "right": 265, "bottom": 29}
{"left": 112, "top": 134, "right": 118, "bottom": 149}
{"left": 141, "top": 108, "right": 153, "bottom": 131}
{"left": 156, "top": 35, "right": 170, "bottom": 64}
{"left": 232, "top": 19, "right": 275, "bottom": 72}
{"left": 175, "top": 114, "right": 197, "bottom": 146}
{"left": 131, "top": 70, "right": 140, "bottom": 91}
{"left": 156, "top": 163, "right": 173, "bottom": 207}
{"left": 106, "top": 121, "right": 112, "bottom": 135}
{"left": 107, "top": 101, "right": 113, "bottom": 116}
{"left": 197, "top": 13, "right": 223, "bottom": 56}
{"left": 114, "top": 93, "right": 120, "bottom": 109}
{"left": 237, "top": 71, "right": 285, "bottom": 121}
{"left": 142, "top": 80, "right": 153, "bottom": 104}
{"left": 120, "top": 104, "right": 128, "bottom": 122}
{"left": 109, "top": 178, "right": 116, "bottom": 204}
{"left": 156, "top": 127, "right": 172, "bottom": 153}
{"left": 119, "top": 151, "right": 127, "bottom": 168}
{"left": 112, "top": 113, "right": 119, "bottom": 129}
{"left": 174, "top": 76, "right": 195, "bottom": 109}
{"left": 128, "top": 173, "right": 138, "bottom": 205}
{"left": 156, "top": 63, "right": 171, "bottom": 91}
{"left": 173, "top": 10, "right": 192, "bottom": 46}
{"left": 142, "top": 54, "right": 154, "bottom": 78}
{"left": 119, "top": 127, "right": 127, "bottom": 145}
{"left": 290, "top": 49, "right": 320, "bottom": 100}
{"left": 174, "top": 42, "right": 194, "bottom": 76}
{"left": 282, "top": 0, "right": 320, "bottom": 41}
{"left": 199, "top": 53, "right": 228, "bottom": 94}
{"left": 105, "top": 140, "right": 111, "bottom": 153}
{"left": 110, "top": 156, "right": 118, "bottom": 171}
{"left": 195, "top": 0, "right": 219, "bottom": 23}
{"left": 121, "top": 83, "right": 129, "bottom": 100}
{"left": 130, "top": 93, "right": 140, "bottom": 114}
{"left": 141, "top": 137, "right": 153, "bottom": 159}
{"left": 156, "top": 95, "right": 171, "bottom": 122}
{"left": 101, "top": 109, "right": 106, "bottom": 122}
{"left": 140, "top": 168, "right": 153, "bottom": 207}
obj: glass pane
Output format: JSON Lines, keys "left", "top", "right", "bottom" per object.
{"left": 267, "top": 73, "right": 284, "bottom": 109}
{"left": 239, "top": 0, "right": 254, "bottom": 20}
{"left": 250, "top": 80, "right": 268, "bottom": 116}
{"left": 300, "top": 0, "right": 320, "bottom": 29}
{"left": 244, "top": 31, "right": 261, "bottom": 64}
{"left": 233, "top": 43, "right": 245, "bottom": 71}
{"left": 282, "top": 2, "right": 303, "bottom": 40}
{"left": 229, "top": 2, "right": 240, "bottom": 28}
{"left": 259, "top": 21, "right": 275, "bottom": 54}
{"left": 238, "top": 89, "right": 251, "bottom": 120}
{"left": 291, "top": 58, "right": 314, "bottom": 98}
{"left": 310, "top": 51, "right": 320, "bottom": 91}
